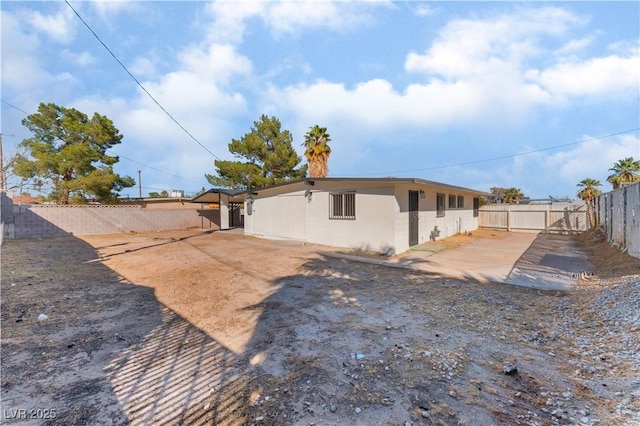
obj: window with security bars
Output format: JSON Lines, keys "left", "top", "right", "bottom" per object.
{"left": 436, "top": 193, "right": 445, "bottom": 217}
{"left": 330, "top": 193, "right": 356, "bottom": 220}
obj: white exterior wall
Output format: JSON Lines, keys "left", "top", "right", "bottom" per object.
{"left": 306, "top": 182, "right": 397, "bottom": 253}
{"left": 392, "top": 184, "right": 480, "bottom": 253}
{"left": 244, "top": 180, "right": 481, "bottom": 254}
{"left": 244, "top": 188, "right": 307, "bottom": 241}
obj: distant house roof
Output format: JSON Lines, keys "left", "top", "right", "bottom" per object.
{"left": 119, "top": 197, "right": 192, "bottom": 205}
{"left": 11, "top": 193, "right": 42, "bottom": 205}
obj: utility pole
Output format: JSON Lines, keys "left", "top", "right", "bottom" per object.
{"left": 138, "top": 170, "right": 142, "bottom": 198}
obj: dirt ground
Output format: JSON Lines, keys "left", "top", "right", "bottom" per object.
{"left": 1, "top": 228, "right": 639, "bottom": 425}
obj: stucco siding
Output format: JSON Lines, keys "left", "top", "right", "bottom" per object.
{"left": 306, "top": 183, "right": 396, "bottom": 253}
{"left": 246, "top": 189, "right": 307, "bottom": 241}
{"left": 393, "top": 185, "right": 479, "bottom": 252}
{"left": 244, "top": 179, "right": 482, "bottom": 254}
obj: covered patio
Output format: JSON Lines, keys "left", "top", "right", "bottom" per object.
{"left": 191, "top": 188, "right": 247, "bottom": 229}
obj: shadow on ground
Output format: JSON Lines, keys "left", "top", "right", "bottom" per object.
{"left": 2, "top": 231, "right": 631, "bottom": 425}
{"left": 0, "top": 237, "right": 254, "bottom": 425}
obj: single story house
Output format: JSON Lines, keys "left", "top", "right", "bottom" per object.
{"left": 238, "top": 177, "right": 487, "bottom": 255}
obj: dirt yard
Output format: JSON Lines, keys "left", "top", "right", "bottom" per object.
{"left": 1, "top": 229, "right": 639, "bottom": 425}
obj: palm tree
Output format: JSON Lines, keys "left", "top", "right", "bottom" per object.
{"left": 577, "top": 178, "right": 602, "bottom": 228}
{"left": 607, "top": 157, "right": 640, "bottom": 189}
{"left": 504, "top": 187, "right": 524, "bottom": 204}
{"left": 303, "top": 125, "right": 331, "bottom": 178}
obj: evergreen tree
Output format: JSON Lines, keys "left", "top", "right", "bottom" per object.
{"left": 206, "top": 115, "right": 307, "bottom": 189}
{"left": 13, "top": 102, "right": 134, "bottom": 204}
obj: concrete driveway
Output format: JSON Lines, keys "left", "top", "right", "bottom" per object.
{"left": 327, "top": 232, "right": 592, "bottom": 291}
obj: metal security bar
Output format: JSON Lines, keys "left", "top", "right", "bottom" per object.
{"left": 329, "top": 193, "right": 356, "bottom": 220}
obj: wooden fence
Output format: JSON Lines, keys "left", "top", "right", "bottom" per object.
{"left": 479, "top": 202, "right": 587, "bottom": 233}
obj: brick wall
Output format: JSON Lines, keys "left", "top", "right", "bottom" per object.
{"left": 1, "top": 195, "right": 221, "bottom": 240}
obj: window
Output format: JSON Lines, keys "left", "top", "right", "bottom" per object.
{"left": 473, "top": 197, "right": 480, "bottom": 217}
{"left": 436, "top": 193, "right": 445, "bottom": 217}
{"left": 448, "top": 194, "right": 457, "bottom": 209}
{"left": 447, "top": 194, "right": 465, "bottom": 209}
{"left": 330, "top": 193, "right": 356, "bottom": 220}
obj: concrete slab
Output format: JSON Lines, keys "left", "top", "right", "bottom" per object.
{"left": 324, "top": 232, "right": 592, "bottom": 291}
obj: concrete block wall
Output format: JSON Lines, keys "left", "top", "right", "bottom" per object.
{"left": 2, "top": 198, "right": 216, "bottom": 239}
{"left": 595, "top": 182, "right": 640, "bottom": 258}
{"left": 1, "top": 192, "right": 15, "bottom": 244}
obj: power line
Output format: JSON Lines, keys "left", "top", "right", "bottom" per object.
{"left": 107, "top": 150, "right": 206, "bottom": 186}
{"left": 64, "top": 0, "right": 222, "bottom": 161}
{"left": 346, "top": 127, "right": 640, "bottom": 177}
{"left": 1, "top": 100, "right": 29, "bottom": 115}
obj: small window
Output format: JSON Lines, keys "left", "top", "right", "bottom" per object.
{"left": 437, "top": 193, "right": 445, "bottom": 217}
{"left": 457, "top": 195, "right": 464, "bottom": 209}
{"left": 448, "top": 194, "right": 457, "bottom": 209}
{"left": 330, "top": 193, "right": 355, "bottom": 220}
{"left": 473, "top": 197, "right": 480, "bottom": 217}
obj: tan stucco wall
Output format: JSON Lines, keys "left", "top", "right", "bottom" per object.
{"left": 306, "top": 182, "right": 396, "bottom": 253}
{"left": 244, "top": 180, "right": 481, "bottom": 255}
{"left": 393, "top": 184, "right": 480, "bottom": 253}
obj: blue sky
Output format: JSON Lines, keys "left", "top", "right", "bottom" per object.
{"left": 2, "top": 1, "right": 639, "bottom": 199}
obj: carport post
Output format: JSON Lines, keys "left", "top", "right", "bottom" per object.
{"left": 220, "top": 193, "right": 230, "bottom": 230}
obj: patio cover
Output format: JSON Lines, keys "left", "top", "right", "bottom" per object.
{"left": 190, "top": 188, "right": 247, "bottom": 204}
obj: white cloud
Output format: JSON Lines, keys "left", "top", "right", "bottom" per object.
{"left": 405, "top": 7, "right": 585, "bottom": 78}
{"left": 204, "top": 0, "right": 384, "bottom": 43}
{"left": 60, "top": 49, "right": 96, "bottom": 67}
{"left": 179, "top": 44, "right": 253, "bottom": 85}
{"left": 24, "top": 6, "right": 76, "bottom": 44}
{"left": 89, "top": 0, "right": 137, "bottom": 18}
{"left": 204, "top": 1, "right": 264, "bottom": 44}
{"left": 545, "top": 134, "right": 639, "bottom": 190}
{"left": 94, "top": 42, "right": 251, "bottom": 164}
{"left": 267, "top": 1, "right": 376, "bottom": 36}
{"left": 402, "top": 6, "right": 638, "bottom": 108}
{"left": 555, "top": 36, "right": 594, "bottom": 55}
{"left": 267, "top": 67, "right": 544, "bottom": 137}
{"left": 1, "top": 10, "right": 77, "bottom": 97}
{"left": 527, "top": 55, "right": 640, "bottom": 98}
{"left": 413, "top": 4, "right": 437, "bottom": 17}
{"left": 130, "top": 57, "right": 158, "bottom": 79}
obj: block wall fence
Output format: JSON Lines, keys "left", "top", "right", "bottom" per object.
{"left": 1, "top": 192, "right": 219, "bottom": 242}
{"left": 593, "top": 182, "right": 640, "bottom": 259}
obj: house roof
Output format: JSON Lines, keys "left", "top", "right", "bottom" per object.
{"left": 247, "top": 177, "right": 489, "bottom": 196}
{"left": 193, "top": 178, "right": 489, "bottom": 201}
{"left": 190, "top": 188, "right": 247, "bottom": 203}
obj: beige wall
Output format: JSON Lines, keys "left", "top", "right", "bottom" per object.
{"left": 392, "top": 184, "right": 480, "bottom": 253}
{"left": 245, "top": 180, "right": 481, "bottom": 255}
{"left": 306, "top": 182, "right": 396, "bottom": 253}
{"left": 245, "top": 190, "right": 307, "bottom": 240}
